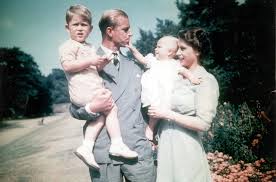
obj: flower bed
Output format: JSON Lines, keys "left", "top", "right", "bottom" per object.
{"left": 207, "top": 151, "right": 276, "bottom": 182}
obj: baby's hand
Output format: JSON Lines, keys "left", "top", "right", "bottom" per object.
{"left": 190, "top": 76, "right": 202, "bottom": 85}
{"left": 178, "top": 69, "right": 202, "bottom": 85}
{"left": 125, "top": 40, "right": 135, "bottom": 51}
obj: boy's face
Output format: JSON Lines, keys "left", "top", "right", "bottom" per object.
{"left": 154, "top": 39, "right": 172, "bottom": 60}
{"left": 66, "top": 15, "right": 92, "bottom": 43}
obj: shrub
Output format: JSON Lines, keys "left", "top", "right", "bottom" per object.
{"left": 203, "top": 102, "right": 269, "bottom": 163}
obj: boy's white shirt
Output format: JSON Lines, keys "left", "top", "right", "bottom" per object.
{"left": 59, "top": 39, "right": 103, "bottom": 107}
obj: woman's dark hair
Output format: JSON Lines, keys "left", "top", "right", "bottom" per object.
{"left": 178, "top": 28, "right": 211, "bottom": 60}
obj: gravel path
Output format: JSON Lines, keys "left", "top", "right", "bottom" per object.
{"left": 0, "top": 113, "right": 91, "bottom": 182}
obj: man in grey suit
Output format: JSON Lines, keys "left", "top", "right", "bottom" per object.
{"left": 70, "top": 9, "right": 156, "bottom": 182}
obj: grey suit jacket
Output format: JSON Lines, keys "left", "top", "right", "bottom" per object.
{"left": 70, "top": 47, "right": 152, "bottom": 164}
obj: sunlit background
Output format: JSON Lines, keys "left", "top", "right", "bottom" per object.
{"left": 0, "top": 0, "right": 182, "bottom": 75}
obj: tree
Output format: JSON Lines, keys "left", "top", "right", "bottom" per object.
{"left": 46, "top": 68, "right": 69, "bottom": 104}
{"left": 175, "top": 0, "right": 275, "bottom": 105}
{"left": 134, "top": 19, "right": 180, "bottom": 55}
{"left": 0, "top": 47, "right": 52, "bottom": 120}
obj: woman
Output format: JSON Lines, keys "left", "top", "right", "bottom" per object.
{"left": 148, "top": 28, "right": 219, "bottom": 182}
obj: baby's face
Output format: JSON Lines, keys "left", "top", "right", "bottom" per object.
{"left": 66, "top": 15, "right": 92, "bottom": 43}
{"left": 154, "top": 39, "right": 172, "bottom": 60}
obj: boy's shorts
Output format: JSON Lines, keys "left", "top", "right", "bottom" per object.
{"left": 69, "top": 104, "right": 100, "bottom": 121}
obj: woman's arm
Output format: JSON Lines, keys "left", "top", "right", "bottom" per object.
{"left": 148, "top": 107, "right": 209, "bottom": 131}
{"left": 148, "top": 75, "right": 219, "bottom": 132}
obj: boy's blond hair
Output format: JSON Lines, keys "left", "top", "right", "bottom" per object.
{"left": 66, "top": 4, "right": 92, "bottom": 25}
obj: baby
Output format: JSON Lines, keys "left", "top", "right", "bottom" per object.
{"left": 59, "top": 5, "right": 137, "bottom": 170}
{"left": 127, "top": 36, "right": 201, "bottom": 140}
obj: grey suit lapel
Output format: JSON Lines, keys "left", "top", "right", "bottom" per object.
{"left": 96, "top": 47, "right": 131, "bottom": 101}
{"left": 96, "top": 47, "right": 119, "bottom": 83}
{"left": 116, "top": 54, "right": 131, "bottom": 95}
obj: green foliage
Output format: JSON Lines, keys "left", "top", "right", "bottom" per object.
{"left": 154, "top": 19, "right": 180, "bottom": 38}
{"left": 134, "top": 18, "right": 180, "bottom": 56}
{"left": 46, "top": 68, "right": 69, "bottom": 104}
{"left": 0, "top": 47, "right": 52, "bottom": 120}
{"left": 135, "top": 29, "right": 156, "bottom": 55}
{"left": 203, "top": 102, "right": 269, "bottom": 162}
{"left": 175, "top": 0, "right": 274, "bottom": 104}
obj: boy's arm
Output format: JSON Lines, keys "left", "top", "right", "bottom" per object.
{"left": 59, "top": 45, "right": 110, "bottom": 73}
{"left": 62, "top": 55, "right": 109, "bottom": 73}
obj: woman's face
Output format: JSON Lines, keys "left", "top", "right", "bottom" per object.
{"left": 176, "top": 39, "right": 199, "bottom": 69}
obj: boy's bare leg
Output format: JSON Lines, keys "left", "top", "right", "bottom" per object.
{"left": 74, "top": 108, "right": 105, "bottom": 170}
{"left": 84, "top": 115, "right": 105, "bottom": 141}
{"left": 105, "top": 105, "right": 138, "bottom": 158}
{"left": 104, "top": 105, "right": 121, "bottom": 139}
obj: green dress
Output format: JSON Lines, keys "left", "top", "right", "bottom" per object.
{"left": 156, "top": 66, "right": 219, "bottom": 182}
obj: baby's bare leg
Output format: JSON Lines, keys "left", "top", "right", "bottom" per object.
{"left": 145, "top": 117, "right": 158, "bottom": 141}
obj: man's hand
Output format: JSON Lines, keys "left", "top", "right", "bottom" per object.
{"left": 89, "top": 89, "right": 114, "bottom": 113}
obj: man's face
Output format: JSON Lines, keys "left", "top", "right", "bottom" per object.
{"left": 110, "top": 16, "right": 132, "bottom": 47}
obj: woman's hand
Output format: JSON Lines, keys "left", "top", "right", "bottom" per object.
{"left": 148, "top": 106, "right": 171, "bottom": 120}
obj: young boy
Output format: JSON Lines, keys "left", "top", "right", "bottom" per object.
{"left": 59, "top": 5, "right": 138, "bottom": 170}
{"left": 127, "top": 36, "right": 201, "bottom": 140}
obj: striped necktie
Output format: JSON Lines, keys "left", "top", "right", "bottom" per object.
{"left": 112, "top": 52, "right": 120, "bottom": 70}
